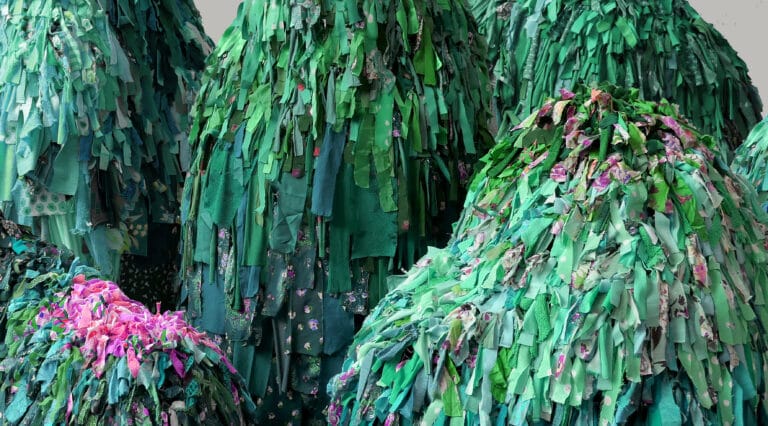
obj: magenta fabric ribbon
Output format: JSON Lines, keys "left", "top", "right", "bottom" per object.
{"left": 36, "top": 274, "right": 236, "bottom": 378}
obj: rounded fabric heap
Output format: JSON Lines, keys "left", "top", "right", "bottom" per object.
{"left": 468, "top": 0, "right": 762, "bottom": 155}
{"left": 180, "top": 0, "right": 491, "bottom": 423}
{"left": 0, "top": 215, "right": 256, "bottom": 425}
{"left": 733, "top": 118, "right": 768, "bottom": 212}
{"left": 0, "top": 0, "right": 212, "bottom": 308}
{"left": 328, "top": 86, "right": 768, "bottom": 425}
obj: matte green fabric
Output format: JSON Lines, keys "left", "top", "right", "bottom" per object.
{"left": 469, "top": 0, "right": 762, "bottom": 158}
{"left": 328, "top": 85, "right": 768, "bottom": 425}
{"left": 0, "top": 213, "right": 257, "bottom": 424}
{"left": 733, "top": 117, "right": 768, "bottom": 212}
{"left": 0, "top": 0, "right": 211, "bottom": 308}
{"left": 179, "top": 0, "right": 492, "bottom": 423}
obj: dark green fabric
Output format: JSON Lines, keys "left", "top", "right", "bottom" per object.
{"left": 469, "top": 0, "right": 762, "bottom": 158}
{"left": 0, "top": 0, "right": 211, "bottom": 292}
{"left": 328, "top": 85, "right": 768, "bottom": 425}
{"left": 179, "top": 0, "right": 492, "bottom": 422}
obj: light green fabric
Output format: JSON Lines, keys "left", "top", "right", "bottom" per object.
{"left": 328, "top": 85, "right": 768, "bottom": 425}
{"left": 469, "top": 0, "right": 762, "bottom": 158}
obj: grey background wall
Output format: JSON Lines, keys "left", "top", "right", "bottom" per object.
{"left": 194, "top": 0, "right": 768, "bottom": 115}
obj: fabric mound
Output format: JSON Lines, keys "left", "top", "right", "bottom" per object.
{"left": 179, "top": 0, "right": 492, "bottom": 423}
{"left": 327, "top": 85, "right": 768, "bottom": 426}
{"left": 0, "top": 0, "right": 212, "bottom": 309}
{"left": 733, "top": 118, "right": 768, "bottom": 212}
{"left": 0, "top": 214, "right": 256, "bottom": 425}
{"left": 468, "top": 0, "right": 762, "bottom": 156}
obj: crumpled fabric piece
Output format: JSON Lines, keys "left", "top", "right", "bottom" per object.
{"left": 327, "top": 85, "right": 768, "bottom": 425}
{"left": 469, "top": 0, "right": 762, "bottom": 158}
{"left": 0, "top": 213, "right": 257, "bottom": 425}
{"left": 179, "top": 0, "right": 493, "bottom": 423}
{"left": 733, "top": 117, "right": 768, "bottom": 212}
{"left": 0, "top": 0, "right": 212, "bottom": 309}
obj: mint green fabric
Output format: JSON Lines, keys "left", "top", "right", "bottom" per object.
{"left": 0, "top": 0, "right": 211, "bottom": 301}
{"left": 469, "top": 0, "right": 762, "bottom": 158}
{"left": 328, "top": 85, "right": 768, "bottom": 425}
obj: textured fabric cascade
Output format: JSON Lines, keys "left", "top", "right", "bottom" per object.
{"left": 733, "top": 118, "right": 768, "bottom": 212}
{"left": 0, "top": 213, "right": 256, "bottom": 425}
{"left": 327, "top": 85, "right": 768, "bottom": 425}
{"left": 468, "top": 0, "right": 762, "bottom": 156}
{"left": 179, "top": 0, "right": 492, "bottom": 423}
{"left": 0, "top": 0, "right": 212, "bottom": 309}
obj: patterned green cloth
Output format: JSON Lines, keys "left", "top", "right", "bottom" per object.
{"left": 733, "top": 117, "right": 768, "bottom": 212}
{"left": 328, "top": 85, "right": 768, "bottom": 425}
{"left": 0, "top": 0, "right": 211, "bottom": 307}
{"left": 469, "top": 0, "right": 762, "bottom": 157}
{"left": 0, "top": 212, "right": 257, "bottom": 425}
{"left": 179, "top": 0, "right": 492, "bottom": 423}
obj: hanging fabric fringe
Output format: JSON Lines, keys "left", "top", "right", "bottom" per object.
{"left": 327, "top": 84, "right": 768, "bottom": 426}
{"left": 179, "top": 0, "right": 492, "bottom": 423}
{"left": 0, "top": 0, "right": 212, "bottom": 309}
{"left": 733, "top": 117, "right": 768, "bottom": 212}
{"left": 0, "top": 213, "right": 256, "bottom": 425}
{"left": 468, "top": 0, "right": 762, "bottom": 158}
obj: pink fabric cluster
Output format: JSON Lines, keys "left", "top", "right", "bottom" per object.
{"left": 36, "top": 274, "right": 236, "bottom": 378}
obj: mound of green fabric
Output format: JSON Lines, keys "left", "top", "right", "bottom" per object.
{"left": 0, "top": 0, "right": 212, "bottom": 308}
{"left": 327, "top": 85, "right": 768, "bottom": 425}
{"left": 0, "top": 213, "right": 256, "bottom": 425}
{"left": 469, "top": 0, "right": 762, "bottom": 156}
{"left": 733, "top": 117, "right": 768, "bottom": 212}
{"left": 179, "top": 0, "right": 492, "bottom": 422}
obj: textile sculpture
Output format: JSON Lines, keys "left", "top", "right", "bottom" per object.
{"left": 0, "top": 0, "right": 212, "bottom": 309}
{"left": 179, "top": 0, "right": 492, "bottom": 422}
{"left": 328, "top": 85, "right": 768, "bottom": 425}
{"left": 0, "top": 213, "right": 256, "bottom": 425}
{"left": 468, "top": 0, "right": 762, "bottom": 156}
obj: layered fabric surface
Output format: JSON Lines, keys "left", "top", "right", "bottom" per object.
{"left": 468, "top": 0, "right": 762, "bottom": 156}
{"left": 733, "top": 117, "right": 768, "bottom": 212}
{"left": 179, "top": 0, "right": 492, "bottom": 423}
{"left": 0, "top": 0, "right": 212, "bottom": 308}
{"left": 328, "top": 85, "right": 768, "bottom": 425}
{"left": 0, "top": 213, "right": 256, "bottom": 425}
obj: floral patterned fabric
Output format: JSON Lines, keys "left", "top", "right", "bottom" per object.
{"left": 178, "top": 0, "right": 492, "bottom": 423}
{"left": 0, "top": 0, "right": 212, "bottom": 295}
{"left": 0, "top": 212, "right": 257, "bottom": 424}
{"left": 328, "top": 85, "right": 768, "bottom": 425}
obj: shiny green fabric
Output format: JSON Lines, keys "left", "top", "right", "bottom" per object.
{"left": 733, "top": 117, "right": 768, "bottom": 212}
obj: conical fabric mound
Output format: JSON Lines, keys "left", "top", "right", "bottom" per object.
{"left": 327, "top": 85, "right": 768, "bottom": 425}
{"left": 0, "top": 213, "right": 256, "bottom": 425}
{"left": 179, "top": 0, "right": 491, "bottom": 422}
{"left": 733, "top": 118, "right": 768, "bottom": 212}
{"left": 0, "top": 0, "right": 212, "bottom": 308}
{"left": 468, "top": 0, "right": 762, "bottom": 156}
